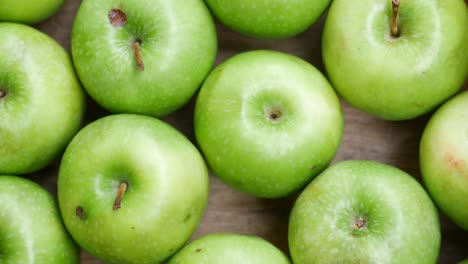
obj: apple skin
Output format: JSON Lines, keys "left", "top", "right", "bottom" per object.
{"left": 0, "top": 0, "right": 64, "bottom": 24}
{"left": 420, "top": 91, "right": 468, "bottom": 230}
{"left": 289, "top": 160, "right": 441, "bottom": 264}
{"left": 71, "top": 0, "right": 217, "bottom": 117}
{"left": 0, "top": 175, "right": 79, "bottom": 263}
{"left": 204, "top": 0, "right": 330, "bottom": 39}
{"left": 195, "top": 50, "right": 343, "bottom": 198}
{"left": 322, "top": 0, "right": 468, "bottom": 120}
{"left": 58, "top": 114, "right": 209, "bottom": 264}
{"left": 0, "top": 23, "right": 85, "bottom": 175}
{"left": 168, "top": 233, "right": 291, "bottom": 264}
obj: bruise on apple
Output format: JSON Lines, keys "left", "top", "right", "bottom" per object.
{"left": 195, "top": 248, "right": 202, "bottom": 253}
{"left": 75, "top": 206, "right": 87, "bottom": 220}
{"left": 0, "top": 89, "right": 6, "bottom": 99}
{"left": 108, "top": 8, "right": 127, "bottom": 27}
{"left": 445, "top": 152, "right": 466, "bottom": 172}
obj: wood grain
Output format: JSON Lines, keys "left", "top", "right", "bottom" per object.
{"left": 27, "top": 0, "right": 468, "bottom": 263}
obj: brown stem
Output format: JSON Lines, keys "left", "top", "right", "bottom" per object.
{"left": 0, "top": 90, "right": 5, "bottom": 99}
{"left": 113, "top": 182, "right": 128, "bottom": 211}
{"left": 391, "top": 0, "right": 400, "bottom": 37}
{"left": 133, "top": 41, "right": 144, "bottom": 71}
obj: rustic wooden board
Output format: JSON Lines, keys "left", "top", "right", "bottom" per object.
{"left": 27, "top": 0, "right": 467, "bottom": 263}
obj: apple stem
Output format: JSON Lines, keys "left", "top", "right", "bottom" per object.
{"left": 391, "top": 0, "right": 400, "bottom": 37}
{"left": 133, "top": 41, "right": 145, "bottom": 71}
{"left": 113, "top": 181, "right": 128, "bottom": 211}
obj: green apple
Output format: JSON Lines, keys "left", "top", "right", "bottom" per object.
{"left": 420, "top": 91, "right": 468, "bottom": 230}
{"left": 58, "top": 114, "right": 209, "bottom": 264}
{"left": 169, "top": 233, "right": 291, "bottom": 264}
{"left": 289, "top": 160, "right": 441, "bottom": 264}
{"left": 0, "top": 23, "right": 85, "bottom": 175}
{"left": 71, "top": 0, "right": 217, "bottom": 117}
{"left": 204, "top": 0, "right": 330, "bottom": 39}
{"left": 195, "top": 50, "right": 343, "bottom": 198}
{"left": 0, "top": 175, "right": 79, "bottom": 263}
{"left": 0, "top": 0, "right": 64, "bottom": 24}
{"left": 322, "top": 0, "right": 468, "bottom": 120}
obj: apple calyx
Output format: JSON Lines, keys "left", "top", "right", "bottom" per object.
{"left": 108, "top": 8, "right": 127, "bottom": 27}
{"left": 113, "top": 181, "right": 128, "bottom": 211}
{"left": 0, "top": 90, "right": 6, "bottom": 99}
{"left": 133, "top": 40, "right": 145, "bottom": 71}
{"left": 352, "top": 216, "right": 367, "bottom": 230}
{"left": 391, "top": 0, "right": 400, "bottom": 37}
{"left": 75, "top": 206, "right": 87, "bottom": 220}
{"left": 266, "top": 107, "right": 284, "bottom": 123}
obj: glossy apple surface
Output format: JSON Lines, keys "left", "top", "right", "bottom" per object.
{"left": 168, "top": 233, "right": 290, "bottom": 264}
{"left": 323, "top": 0, "right": 468, "bottom": 120}
{"left": 204, "top": 0, "right": 330, "bottom": 39}
{"left": 71, "top": 0, "right": 217, "bottom": 117}
{"left": 289, "top": 160, "right": 441, "bottom": 263}
{"left": 0, "top": 0, "right": 64, "bottom": 24}
{"left": 0, "top": 175, "right": 79, "bottom": 263}
{"left": 420, "top": 91, "right": 468, "bottom": 230}
{"left": 0, "top": 23, "right": 85, "bottom": 175}
{"left": 58, "top": 114, "right": 209, "bottom": 264}
{"left": 195, "top": 50, "right": 343, "bottom": 198}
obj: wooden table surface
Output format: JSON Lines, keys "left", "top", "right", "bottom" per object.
{"left": 28, "top": 0, "right": 467, "bottom": 263}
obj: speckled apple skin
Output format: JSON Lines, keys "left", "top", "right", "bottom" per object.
{"left": 420, "top": 91, "right": 468, "bottom": 230}
{"left": 169, "top": 233, "right": 291, "bottom": 264}
{"left": 323, "top": 0, "right": 468, "bottom": 120}
{"left": 0, "top": 0, "right": 64, "bottom": 24}
{"left": 195, "top": 50, "right": 343, "bottom": 198}
{"left": 58, "top": 114, "right": 209, "bottom": 264}
{"left": 0, "top": 175, "right": 80, "bottom": 263}
{"left": 0, "top": 23, "right": 85, "bottom": 175}
{"left": 204, "top": 0, "right": 331, "bottom": 39}
{"left": 71, "top": 0, "right": 217, "bottom": 117}
{"left": 289, "top": 160, "right": 441, "bottom": 264}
